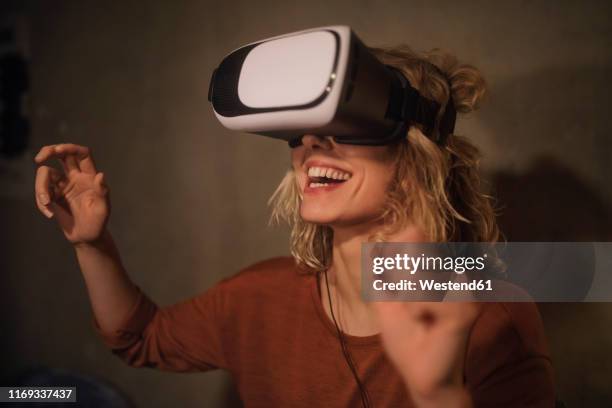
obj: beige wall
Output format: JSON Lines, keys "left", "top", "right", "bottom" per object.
{"left": 1, "top": 0, "right": 611, "bottom": 406}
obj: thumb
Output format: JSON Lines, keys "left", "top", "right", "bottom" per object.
{"left": 94, "top": 172, "right": 108, "bottom": 195}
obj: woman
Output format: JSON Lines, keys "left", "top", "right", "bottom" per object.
{"left": 33, "top": 45, "right": 555, "bottom": 407}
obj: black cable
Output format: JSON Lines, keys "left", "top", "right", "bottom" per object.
{"left": 324, "top": 269, "right": 372, "bottom": 408}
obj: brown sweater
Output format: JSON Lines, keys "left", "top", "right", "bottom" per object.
{"left": 93, "top": 257, "right": 555, "bottom": 407}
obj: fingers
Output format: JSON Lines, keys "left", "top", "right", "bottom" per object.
{"left": 63, "top": 152, "right": 80, "bottom": 173}
{"left": 94, "top": 172, "right": 108, "bottom": 195}
{"left": 57, "top": 143, "right": 97, "bottom": 174}
{"left": 35, "top": 144, "right": 75, "bottom": 175}
{"left": 34, "top": 144, "right": 56, "bottom": 163}
{"left": 373, "top": 301, "right": 480, "bottom": 332}
{"left": 34, "top": 143, "right": 98, "bottom": 175}
{"left": 35, "top": 165, "right": 62, "bottom": 218}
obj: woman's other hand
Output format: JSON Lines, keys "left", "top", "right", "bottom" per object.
{"left": 374, "top": 300, "right": 480, "bottom": 407}
{"left": 34, "top": 143, "right": 110, "bottom": 246}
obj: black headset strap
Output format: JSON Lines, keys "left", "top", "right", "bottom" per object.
{"left": 386, "top": 65, "right": 456, "bottom": 146}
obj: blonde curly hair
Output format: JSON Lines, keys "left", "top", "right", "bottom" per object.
{"left": 269, "top": 45, "right": 500, "bottom": 272}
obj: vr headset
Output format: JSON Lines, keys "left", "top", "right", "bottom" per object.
{"left": 208, "top": 25, "right": 456, "bottom": 147}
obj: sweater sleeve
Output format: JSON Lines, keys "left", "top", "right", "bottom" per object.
{"left": 91, "top": 283, "right": 228, "bottom": 372}
{"left": 465, "top": 302, "right": 556, "bottom": 407}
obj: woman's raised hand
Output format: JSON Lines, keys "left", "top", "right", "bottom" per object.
{"left": 370, "top": 223, "right": 480, "bottom": 407}
{"left": 373, "top": 301, "right": 480, "bottom": 407}
{"left": 34, "top": 143, "right": 110, "bottom": 245}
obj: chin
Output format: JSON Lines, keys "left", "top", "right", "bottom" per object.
{"left": 300, "top": 208, "right": 342, "bottom": 225}
{"left": 299, "top": 206, "right": 381, "bottom": 229}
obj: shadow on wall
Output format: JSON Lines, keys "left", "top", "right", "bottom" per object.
{"left": 494, "top": 157, "right": 612, "bottom": 241}
{"left": 480, "top": 59, "right": 612, "bottom": 406}
{"left": 493, "top": 157, "right": 612, "bottom": 407}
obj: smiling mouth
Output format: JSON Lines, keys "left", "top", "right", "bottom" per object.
{"left": 307, "top": 166, "right": 352, "bottom": 189}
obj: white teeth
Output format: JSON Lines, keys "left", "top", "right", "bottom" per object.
{"left": 309, "top": 182, "right": 331, "bottom": 188}
{"left": 307, "top": 166, "right": 352, "bottom": 181}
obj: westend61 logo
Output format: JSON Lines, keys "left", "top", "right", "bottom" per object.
{"left": 367, "top": 251, "right": 495, "bottom": 296}
{"left": 363, "top": 243, "right": 504, "bottom": 300}
{"left": 361, "top": 242, "right": 611, "bottom": 302}
{"left": 371, "top": 253, "right": 488, "bottom": 275}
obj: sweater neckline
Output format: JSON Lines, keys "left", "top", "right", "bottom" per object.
{"left": 309, "top": 271, "right": 381, "bottom": 347}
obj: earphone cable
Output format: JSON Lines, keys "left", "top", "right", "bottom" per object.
{"left": 324, "top": 269, "right": 372, "bottom": 408}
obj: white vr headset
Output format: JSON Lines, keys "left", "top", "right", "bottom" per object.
{"left": 208, "top": 25, "right": 456, "bottom": 147}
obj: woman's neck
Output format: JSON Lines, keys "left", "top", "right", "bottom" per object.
{"left": 320, "top": 222, "right": 381, "bottom": 336}
{"left": 320, "top": 221, "right": 426, "bottom": 337}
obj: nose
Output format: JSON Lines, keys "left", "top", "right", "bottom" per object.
{"left": 300, "top": 134, "right": 333, "bottom": 150}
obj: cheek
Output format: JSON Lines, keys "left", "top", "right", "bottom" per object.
{"left": 355, "top": 165, "right": 395, "bottom": 211}
{"left": 349, "top": 147, "right": 396, "bottom": 204}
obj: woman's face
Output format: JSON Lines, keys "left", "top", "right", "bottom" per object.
{"left": 291, "top": 135, "right": 396, "bottom": 227}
